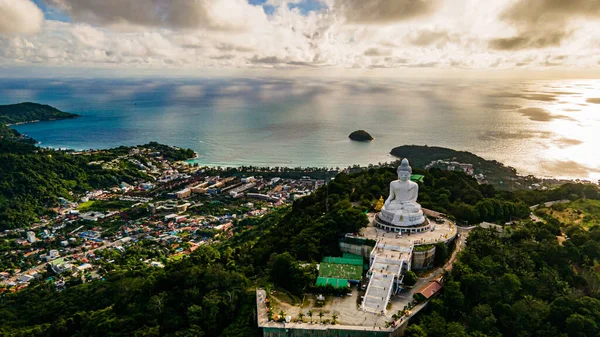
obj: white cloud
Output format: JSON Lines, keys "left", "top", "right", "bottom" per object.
{"left": 0, "top": 0, "right": 599, "bottom": 74}
{"left": 0, "top": 0, "right": 44, "bottom": 34}
{"left": 46, "top": 0, "right": 268, "bottom": 31}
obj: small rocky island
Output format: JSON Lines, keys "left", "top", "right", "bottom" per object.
{"left": 348, "top": 129, "right": 373, "bottom": 141}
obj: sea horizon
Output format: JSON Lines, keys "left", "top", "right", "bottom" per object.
{"left": 3, "top": 76, "right": 600, "bottom": 181}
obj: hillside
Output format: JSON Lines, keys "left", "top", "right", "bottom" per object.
{"left": 0, "top": 140, "right": 194, "bottom": 230}
{"left": 0, "top": 147, "right": 597, "bottom": 336}
{"left": 391, "top": 145, "right": 524, "bottom": 186}
{"left": 0, "top": 102, "right": 79, "bottom": 125}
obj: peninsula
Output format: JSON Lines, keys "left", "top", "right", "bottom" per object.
{"left": 0, "top": 102, "right": 79, "bottom": 143}
{"left": 0, "top": 102, "right": 79, "bottom": 125}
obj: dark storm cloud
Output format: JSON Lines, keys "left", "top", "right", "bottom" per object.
{"left": 489, "top": 0, "right": 600, "bottom": 51}
{"left": 337, "top": 0, "right": 441, "bottom": 24}
{"left": 518, "top": 107, "right": 575, "bottom": 122}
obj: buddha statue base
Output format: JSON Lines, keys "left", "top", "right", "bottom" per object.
{"left": 376, "top": 207, "right": 426, "bottom": 228}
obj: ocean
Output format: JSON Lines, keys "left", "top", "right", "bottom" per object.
{"left": 2, "top": 77, "right": 599, "bottom": 181}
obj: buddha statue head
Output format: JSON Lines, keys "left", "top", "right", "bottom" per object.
{"left": 397, "top": 158, "right": 412, "bottom": 181}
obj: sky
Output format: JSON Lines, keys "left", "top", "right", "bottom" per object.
{"left": 1, "top": 0, "right": 600, "bottom": 77}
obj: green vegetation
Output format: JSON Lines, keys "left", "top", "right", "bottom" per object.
{"left": 0, "top": 102, "right": 79, "bottom": 125}
{"left": 1, "top": 135, "right": 599, "bottom": 336}
{"left": 77, "top": 200, "right": 135, "bottom": 212}
{"left": 0, "top": 245, "right": 260, "bottom": 337}
{"left": 406, "top": 219, "right": 600, "bottom": 337}
{"left": 146, "top": 141, "right": 195, "bottom": 161}
{"left": 391, "top": 145, "right": 520, "bottom": 186}
{"left": 0, "top": 142, "right": 145, "bottom": 230}
{"left": 535, "top": 199, "right": 600, "bottom": 229}
{"left": 403, "top": 270, "right": 418, "bottom": 286}
{"left": 0, "top": 140, "right": 194, "bottom": 230}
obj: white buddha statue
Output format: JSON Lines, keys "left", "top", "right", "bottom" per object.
{"left": 379, "top": 158, "right": 425, "bottom": 227}
{"left": 384, "top": 158, "right": 421, "bottom": 212}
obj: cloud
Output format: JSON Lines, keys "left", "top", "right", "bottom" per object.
{"left": 364, "top": 48, "right": 391, "bottom": 56}
{"left": 0, "top": 0, "right": 44, "bottom": 34}
{"left": 45, "top": 0, "right": 268, "bottom": 31}
{"left": 517, "top": 107, "right": 574, "bottom": 122}
{"left": 406, "top": 29, "right": 453, "bottom": 47}
{"left": 337, "top": 0, "right": 441, "bottom": 24}
{"left": 586, "top": 98, "right": 600, "bottom": 104}
{"left": 540, "top": 160, "right": 598, "bottom": 178}
{"left": 490, "top": 0, "right": 600, "bottom": 50}
{"left": 489, "top": 32, "right": 566, "bottom": 50}
{"left": 553, "top": 137, "right": 583, "bottom": 148}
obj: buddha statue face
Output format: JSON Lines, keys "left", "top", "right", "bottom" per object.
{"left": 397, "top": 158, "right": 412, "bottom": 182}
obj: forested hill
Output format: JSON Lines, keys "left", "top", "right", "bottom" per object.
{"left": 0, "top": 102, "right": 79, "bottom": 125}
{"left": 391, "top": 145, "right": 519, "bottom": 184}
{"left": 0, "top": 141, "right": 193, "bottom": 230}
{"left": 0, "top": 156, "right": 597, "bottom": 336}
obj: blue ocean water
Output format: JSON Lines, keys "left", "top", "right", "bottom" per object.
{"left": 2, "top": 77, "right": 599, "bottom": 180}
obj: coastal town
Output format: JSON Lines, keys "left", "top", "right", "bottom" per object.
{"left": 0, "top": 145, "right": 326, "bottom": 293}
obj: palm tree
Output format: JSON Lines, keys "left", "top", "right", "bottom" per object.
{"left": 298, "top": 312, "right": 304, "bottom": 323}
{"left": 318, "top": 311, "right": 324, "bottom": 324}
{"left": 331, "top": 314, "right": 338, "bottom": 325}
{"left": 307, "top": 310, "right": 313, "bottom": 323}
{"left": 279, "top": 310, "right": 286, "bottom": 322}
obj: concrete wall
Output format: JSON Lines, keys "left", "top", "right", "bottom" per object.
{"left": 340, "top": 242, "right": 373, "bottom": 259}
{"left": 411, "top": 245, "right": 436, "bottom": 270}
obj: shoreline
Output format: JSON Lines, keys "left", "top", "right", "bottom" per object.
{"left": 6, "top": 115, "right": 80, "bottom": 127}
{"left": 10, "top": 139, "right": 599, "bottom": 184}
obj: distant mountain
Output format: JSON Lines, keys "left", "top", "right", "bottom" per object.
{"left": 0, "top": 102, "right": 79, "bottom": 125}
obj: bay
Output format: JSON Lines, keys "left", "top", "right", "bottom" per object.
{"left": 2, "top": 77, "right": 600, "bottom": 180}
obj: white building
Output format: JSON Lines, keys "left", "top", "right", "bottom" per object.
{"left": 27, "top": 231, "right": 36, "bottom": 243}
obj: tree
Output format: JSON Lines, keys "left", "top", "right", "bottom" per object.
{"left": 318, "top": 311, "right": 324, "bottom": 324}
{"left": 307, "top": 310, "right": 313, "bottom": 323}
{"left": 331, "top": 314, "right": 338, "bottom": 325}
{"left": 403, "top": 270, "right": 418, "bottom": 286}
{"left": 297, "top": 312, "right": 304, "bottom": 323}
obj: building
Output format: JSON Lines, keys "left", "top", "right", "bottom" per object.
{"left": 49, "top": 249, "right": 60, "bottom": 259}
{"left": 27, "top": 231, "right": 36, "bottom": 243}
{"left": 176, "top": 188, "right": 191, "bottom": 199}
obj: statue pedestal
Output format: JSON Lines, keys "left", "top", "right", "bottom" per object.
{"left": 375, "top": 207, "right": 428, "bottom": 233}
